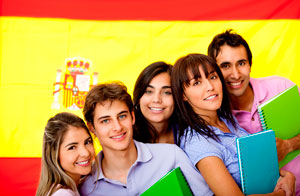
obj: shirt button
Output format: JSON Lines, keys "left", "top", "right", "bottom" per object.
{"left": 251, "top": 117, "right": 255, "bottom": 121}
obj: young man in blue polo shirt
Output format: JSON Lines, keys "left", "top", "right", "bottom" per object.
{"left": 79, "top": 82, "right": 213, "bottom": 196}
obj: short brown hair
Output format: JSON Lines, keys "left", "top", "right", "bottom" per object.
{"left": 83, "top": 81, "right": 133, "bottom": 125}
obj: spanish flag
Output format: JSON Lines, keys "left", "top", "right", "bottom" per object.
{"left": 0, "top": 0, "right": 299, "bottom": 195}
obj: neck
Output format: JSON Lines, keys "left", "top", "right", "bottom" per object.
{"left": 101, "top": 140, "right": 137, "bottom": 184}
{"left": 230, "top": 85, "right": 254, "bottom": 112}
{"left": 151, "top": 121, "right": 174, "bottom": 144}
{"left": 200, "top": 111, "right": 230, "bottom": 133}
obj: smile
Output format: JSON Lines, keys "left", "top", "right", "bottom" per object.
{"left": 150, "top": 107, "right": 164, "bottom": 111}
{"left": 76, "top": 160, "right": 90, "bottom": 166}
{"left": 111, "top": 132, "right": 126, "bottom": 139}
{"left": 229, "top": 81, "right": 242, "bottom": 86}
{"left": 204, "top": 94, "right": 218, "bottom": 100}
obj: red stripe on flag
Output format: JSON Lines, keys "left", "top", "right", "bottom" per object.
{"left": 0, "top": 158, "right": 41, "bottom": 196}
{"left": 1, "top": 0, "right": 300, "bottom": 20}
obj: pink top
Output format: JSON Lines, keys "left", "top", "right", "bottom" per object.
{"left": 232, "top": 76, "right": 300, "bottom": 195}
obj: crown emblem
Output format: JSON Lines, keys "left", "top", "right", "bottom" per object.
{"left": 52, "top": 57, "right": 98, "bottom": 110}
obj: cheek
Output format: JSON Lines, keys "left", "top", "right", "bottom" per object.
{"left": 88, "top": 145, "right": 95, "bottom": 156}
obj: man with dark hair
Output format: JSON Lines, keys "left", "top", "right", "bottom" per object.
{"left": 79, "top": 82, "right": 213, "bottom": 196}
{"left": 208, "top": 29, "right": 300, "bottom": 194}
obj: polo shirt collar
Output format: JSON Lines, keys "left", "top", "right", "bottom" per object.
{"left": 250, "top": 77, "right": 268, "bottom": 104}
{"left": 93, "top": 140, "right": 152, "bottom": 183}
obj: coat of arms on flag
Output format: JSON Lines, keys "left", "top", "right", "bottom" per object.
{"left": 52, "top": 57, "right": 98, "bottom": 110}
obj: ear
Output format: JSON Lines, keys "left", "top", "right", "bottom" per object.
{"left": 183, "top": 93, "right": 188, "bottom": 101}
{"left": 131, "top": 110, "right": 136, "bottom": 125}
{"left": 87, "top": 122, "right": 96, "bottom": 135}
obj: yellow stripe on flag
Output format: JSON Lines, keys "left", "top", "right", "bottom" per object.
{"left": 0, "top": 16, "right": 299, "bottom": 157}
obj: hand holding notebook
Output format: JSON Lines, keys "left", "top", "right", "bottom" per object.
{"left": 258, "top": 84, "right": 300, "bottom": 168}
{"left": 236, "top": 130, "right": 280, "bottom": 195}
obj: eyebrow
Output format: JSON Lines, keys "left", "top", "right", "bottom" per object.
{"left": 64, "top": 136, "right": 91, "bottom": 148}
{"left": 65, "top": 142, "right": 78, "bottom": 148}
{"left": 189, "top": 70, "right": 216, "bottom": 81}
{"left": 219, "top": 61, "right": 231, "bottom": 66}
{"left": 147, "top": 84, "right": 171, "bottom": 89}
{"left": 97, "top": 110, "right": 129, "bottom": 121}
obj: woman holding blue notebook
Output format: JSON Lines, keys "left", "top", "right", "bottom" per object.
{"left": 171, "top": 53, "right": 295, "bottom": 196}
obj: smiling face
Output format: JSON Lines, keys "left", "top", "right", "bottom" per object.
{"left": 215, "top": 44, "right": 251, "bottom": 98}
{"left": 59, "top": 126, "right": 94, "bottom": 184}
{"left": 139, "top": 72, "right": 174, "bottom": 127}
{"left": 90, "top": 100, "right": 135, "bottom": 153}
{"left": 183, "top": 66, "right": 223, "bottom": 116}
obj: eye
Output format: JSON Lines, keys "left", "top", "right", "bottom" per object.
{"left": 101, "top": 119, "right": 109, "bottom": 124}
{"left": 68, "top": 146, "right": 76, "bottom": 150}
{"left": 220, "top": 64, "right": 230, "bottom": 69}
{"left": 238, "top": 61, "right": 246, "bottom": 66}
{"left": 193, "top": 81, "right": 201, "bottom": 86}
{"left": 162, "top": 90, "right": 172, "bottom": 95}
{"left": 210, "top": 74, "right": 218, "bottom": 80}
{"left": 85, "top": 138, "right": 93, "bottom": 145}
{"left": 119, "top": 114, "right": 127, "bottom": 120}
{"left": 144, "top": 89, "right": 153, "bottom": 94}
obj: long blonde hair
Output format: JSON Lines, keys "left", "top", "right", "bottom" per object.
{"left": 36, "top": 112, "right": 96, "bottom": 196}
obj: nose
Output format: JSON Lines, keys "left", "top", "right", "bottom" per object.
{"left": 79, "top": 145, "right": 90, "bottom": 157}
{"left": 152, "top": 92, "right": 162, "bottom": 103}
{"left": 112, "top": 120, "right": 122, "bottom": 132}
{"left": 231, "top": 66, "right": 241, "bottom": 79}
{"left": 205, "top": 79, "right": 214, "bottom": 91}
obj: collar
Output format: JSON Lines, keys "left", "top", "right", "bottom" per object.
{"left": 250, "top": 77, "right": 269, "bottom": 105}
{"left": 93, "top": 140, "right": 152, "bottom": 183}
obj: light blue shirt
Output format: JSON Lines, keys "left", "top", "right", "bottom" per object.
{"left": 79, "top": 140, "right": 213, "bottom": 196}
{"left": 180, "top": 118, "right": 249, "bottom": 188}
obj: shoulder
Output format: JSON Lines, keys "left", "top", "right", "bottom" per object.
{"left": 251, "top": 76, "right": 297, "bottom": 98}
{"left": 251, "top": 76, "right": 295, "bottom": 87}
{"left": 51, "top": 188, "right": 79, "bottom": 196}
{"left": 142, "top": 142, "right": 180, "bottom": 154}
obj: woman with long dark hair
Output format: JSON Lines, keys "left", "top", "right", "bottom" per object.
{"left": 133, "top": 61, "right": 178, "bottom": 144}
{"left": 171, "top": 53, "right": 295, "bottom": 196}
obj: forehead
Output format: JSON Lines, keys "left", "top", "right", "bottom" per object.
{"left": 61, "top": 126, "right": 89, "bottom": 144}
{"left": 216, "top": 45, "right": 248, "bottom": 62}
{"left": 94, "top": 100, "right": 130, "bottom": 117}
{"left": 187, "top": 64, "right": 215, "bottom": 79}
{"left": 148, "top": 72, "right": 171, "bottom": 86}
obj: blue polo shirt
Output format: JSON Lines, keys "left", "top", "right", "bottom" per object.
{"left": 180, "top": 118, "right": 249, "bottom": 189}
{"left": 79, "top": 140, "right": 213, "bottom": 196}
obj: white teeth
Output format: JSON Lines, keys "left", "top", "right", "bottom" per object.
{"left": 230, "top": 82, "right": 241, "bottom": 86}
{"left": 150, "top": 107, "right": 163, "bottom": 111}
{"left": 205, "top": 95, "right": 217, "bottom": 100}
{"left": 111, "top": 133, "right": 125, "bottom": 139}
{"left": 77, "top": 160, "right": 88, "bottom": 165}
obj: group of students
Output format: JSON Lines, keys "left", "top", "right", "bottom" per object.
{"left": 36, "top": 30, "right": 299, "bottom": 196}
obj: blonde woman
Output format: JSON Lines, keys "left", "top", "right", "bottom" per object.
{"left": 36, "top": 112, "right": 96, "bottom": 196}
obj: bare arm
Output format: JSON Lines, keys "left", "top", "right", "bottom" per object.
{"left": 276, "top": 133, "right": 300, "bottom": 162}
{"left": 196, "top": 156, "right": 285, "bottom": 196}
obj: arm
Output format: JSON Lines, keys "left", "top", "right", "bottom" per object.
{"left": 196, "top": 157, "right": 285, "bottom": 196}
{"left": 276, "top": 134, "right": 300, "bottom": 162}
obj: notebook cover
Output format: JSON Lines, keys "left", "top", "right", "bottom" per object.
{"left": 140, "top": 167, "right": 193, "bottom": 196}
{"left": 236, "top": 130, "right": 280, "bottom": 195}
{"left": 258, "top": 85, "right": 300, "bottom": 168}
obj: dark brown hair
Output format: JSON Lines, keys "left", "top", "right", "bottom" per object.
{"left": 171, "top": 53, "right": 236, "bottom": 143}
{"left": 208, "top": 29, "right": 252, "bottom": 66}
{"left": 133, "top": 61, "right": 177, "bottom": 143}
{"left": 83, "top": 81, "right": 133, "bottom": 125}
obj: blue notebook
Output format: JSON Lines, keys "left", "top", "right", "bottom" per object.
{"left": 236, "top": 130, "right": 280, "bottom": 195}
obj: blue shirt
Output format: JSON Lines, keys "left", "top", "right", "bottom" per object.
{"left": 79, "top": 140, "right": 213, "bottom": 196}
{"left": 180, "top": 118, "right": 249, "bottom": 188}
